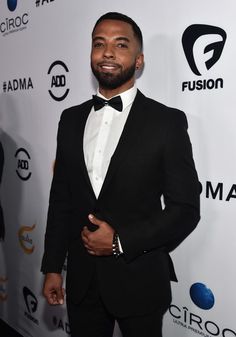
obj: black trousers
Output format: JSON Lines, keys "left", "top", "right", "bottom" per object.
{"left": 67, "top": 275, "right": 164, "bottom": 337}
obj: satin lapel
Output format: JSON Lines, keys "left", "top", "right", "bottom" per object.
{"left": 98, "top": 90, "right": 147, "bottom": 199}
{"left": 75, "top": 100, "right": 96, "bottom": 199}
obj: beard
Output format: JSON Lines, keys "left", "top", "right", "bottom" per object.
{"left": 91, "top": 62, "right": 136, "bottom": 90}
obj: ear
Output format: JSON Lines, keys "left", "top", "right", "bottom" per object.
{"left": 135, "top": 53, "right": 144, "bottom": 70}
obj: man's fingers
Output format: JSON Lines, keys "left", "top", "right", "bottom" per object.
{"left": 81, "top": 228, "right": 88, "bottom": 240}
{"left": 81, "top": 217, "right": 113, "bottom": 256}
{"left": 43, "top": 273, "right": 64, "bottom": 305}
{"left": 82, "top": 226, "right": 89, "bottom": 234}
{"left": 81, "top": 227, "right": 94, "bottom": 251}
{"left": 88, "top": 214, "right": 103, "bottom": 226}
{"left": 47, "top": 287, "right": 64, "bottom": 305}
{"left": 55, "top": 287, "right": 64, "bottom": 305}
{"left": 87, "top": 249, "right": 96, "bottom": 255}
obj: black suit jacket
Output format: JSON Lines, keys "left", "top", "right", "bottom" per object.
{"left": 41, "top": 90, "right": 200, "bottom": 317}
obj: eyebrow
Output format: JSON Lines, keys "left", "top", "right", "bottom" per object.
{"left": 92, "top": 36, "right": 130, "bottom": 43}
{"left": 115, "top": 37, "right": 130, "bottom": 43}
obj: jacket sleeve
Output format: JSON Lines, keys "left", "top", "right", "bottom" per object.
{"left": 41, "top": 111, "right": 72, "bottom": 273}
{"left": 118, "top": 110, "right": 200, "bottom": 262}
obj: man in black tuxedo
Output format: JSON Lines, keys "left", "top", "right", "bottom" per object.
{"left": 42, "top": 12, "right": 200, "bottom": 337}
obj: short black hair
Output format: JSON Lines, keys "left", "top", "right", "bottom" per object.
{"left": 92, "top": 12, "right": 143, "bottom": 51}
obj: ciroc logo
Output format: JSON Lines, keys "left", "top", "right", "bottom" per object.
{"left": 18, "top": 224, "right": 36, "bottom": 254}
{"left": 0, "top": 277, "right": 8, "bottom": 301}
{"left": 1, "top": 1, "right": 29, "bottom": 37}
{"left": 7, "top": 0, "right": 17, "bottom": 11}
{"left": 15, "top": 148, "right": 32, "bottom": 181}
{"left": 169, "top": 282, "right": 235, "bottom": 337}
{"left": 182, "top": 24, "right": 227, "bottom": 92}
{"left": 23, "top": 286, "right": 39, "bottom": 325}
{"left": 3, "top": 77, "right": 33, "bottom": 93}
{"left": 190, "top": 283, "right": 214, "bottom": 310}
{"left": 48, "top": 60, "right": 70, "bottom": 101}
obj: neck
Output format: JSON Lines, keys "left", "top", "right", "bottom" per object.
{"left": 99, "top": 78, "right": 135, "bottom": 99}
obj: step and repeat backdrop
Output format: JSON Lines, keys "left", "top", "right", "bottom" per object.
{"left": 0, "top": 1, "right": 235, "bottom": 336}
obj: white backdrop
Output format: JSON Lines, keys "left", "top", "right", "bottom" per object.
{"left": 0, "top": 1, "right": 235, "bottom": 336}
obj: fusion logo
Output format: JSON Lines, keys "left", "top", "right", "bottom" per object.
{"left": 15, "top": 148, "right": 32, "bottom": 181}
{"left": 52, "top": 316, "right": 71, "bottom": 335}
{"left": 169, "top": 283, "right": 235, "bottom": 337}
{"left": 1, "top": 1, "right": 29, "bottom": 37}
{"left": 35, "top": 0, "right": 55, "bottom": 8}
{"left": 0, "top": 277, "right": 8, "bottom": 301}
{"left": 190, "top": 283, "right": 214, "bottom": 310}
{"left": 7, "top": 0, "right": 17, "bottom": 11}
{"left": 23, "top": 286, "right": 39, "bottom": 325}
{"left": 18, "top": 224, "right": 36, "bottom": 254}
{"left": 3, "top": 77, "right": 33, "bottom": 93}
{"left": 200, "top": 181, "right": 236, "bottom": 202}
{"left": 182, "top": 24, "right": 227, "bottom": 92}
{"left": 48, "top": 60, "right": 70, "bottom": 102}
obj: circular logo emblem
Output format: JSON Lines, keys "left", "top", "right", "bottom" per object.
{"left": 15, "top": 148, "right": 32, "bottom": 181}
{"left": 7, "top": 0, "right": 17, "bottom": 11}
{"left": 190, "top": 283, "right": 215, "bottom": 310}
{"left": 48, "top": 60, "right": 70, "bottom": 101}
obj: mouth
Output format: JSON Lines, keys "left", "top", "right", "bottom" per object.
{"left": 98, "top": 63, "right": 120, "bottom": 71}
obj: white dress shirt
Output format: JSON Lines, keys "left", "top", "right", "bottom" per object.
{"left": 83, "top": 85, "right": 137, "bottom": 198}
{"left": 83, "top": 85, "right": 137, "bottom": 253}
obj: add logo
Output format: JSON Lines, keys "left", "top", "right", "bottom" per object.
{"left": 18, "top": 224, "right": 36, "bottom": 254}
{"left": 52, "top": 316, "right": 71, "bottom": 335}
{"left": 7, "top": 0, "right": 17, "bottom": 11}
{"left": 15, "top": 148, "right": 32, "bottom": 181}
{"left": 182, "top": 24, "right": 227, "bottom": 76}
{"left": 190, "top": 282, "right": 215, "bottom": 310}
{"left": 48, "top": 60, "right": 70, "bottom": 101}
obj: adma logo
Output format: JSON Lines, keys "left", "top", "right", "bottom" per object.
{"left": 7, "top": 0, "right": 17, "bottom": 11}
{"left": 190, "top": 282, "right": 215, "bottom": 310}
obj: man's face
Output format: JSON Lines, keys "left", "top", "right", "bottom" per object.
{"left": 91, "top": 19, "right": 143, "bottom": 93}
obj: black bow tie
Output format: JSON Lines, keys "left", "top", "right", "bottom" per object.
{"left": 92, "top": 95, "right": 123, "bottom": 112}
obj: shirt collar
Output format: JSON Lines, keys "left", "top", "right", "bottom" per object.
{"left": 96, "top": 84, "right": 137, "bottom": 112}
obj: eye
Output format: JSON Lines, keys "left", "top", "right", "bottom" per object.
{"left": 93, "top": 42, "right": 104, "bottom": 48}
{"left": 117, "top": 43, "right": 128, "bottom": 48}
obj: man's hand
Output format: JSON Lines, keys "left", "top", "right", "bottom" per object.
{"left": 43, "top": 273, "right": 65, "bottom": 305}
{"left": 81, "top": 214, "right": 114, "bottom": 256}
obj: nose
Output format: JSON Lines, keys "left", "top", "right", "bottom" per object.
{"left": 103, "top": 44, "right": 115, "bottom": 59}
